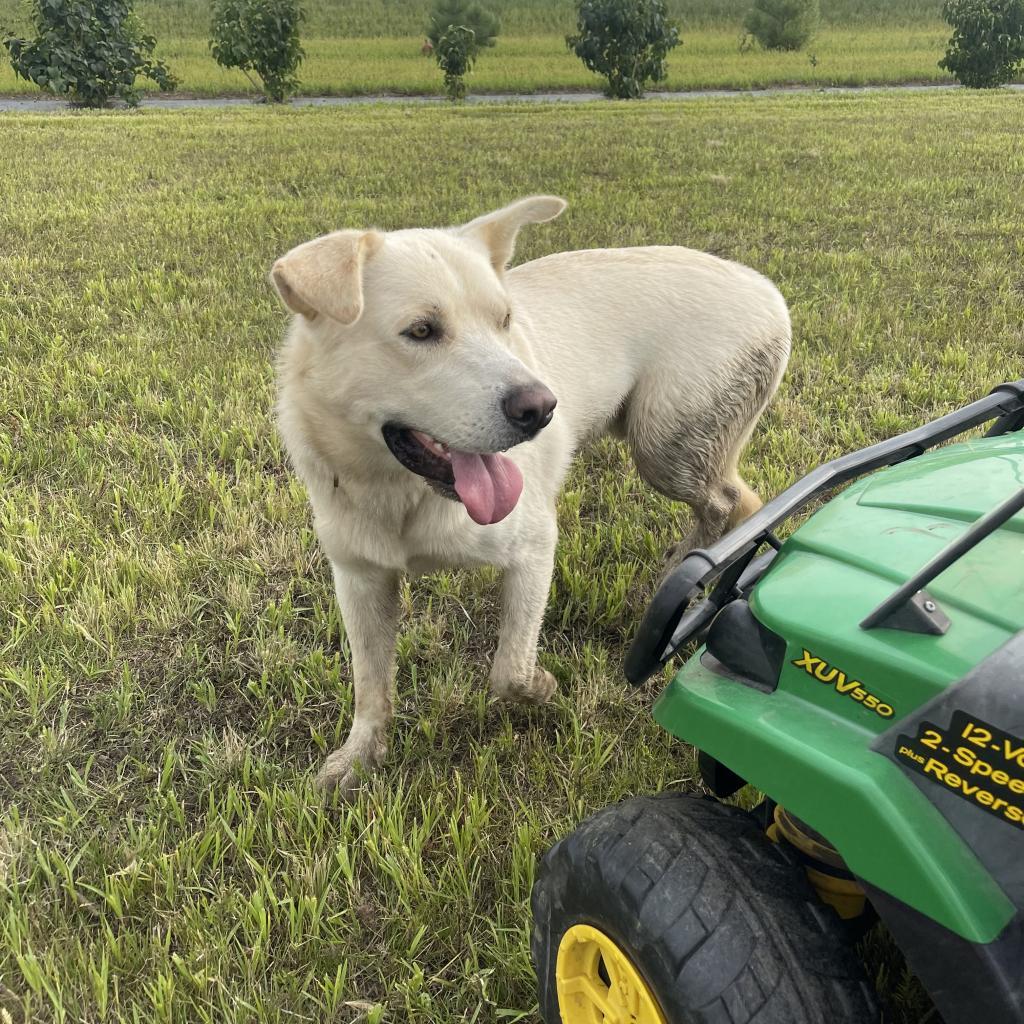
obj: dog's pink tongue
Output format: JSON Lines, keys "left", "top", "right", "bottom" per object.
{"left": 450, "top": 450, "right": 524, "bottom": 525}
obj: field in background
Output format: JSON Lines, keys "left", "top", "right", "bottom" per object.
{"left": 0, "top": 0, "right": 965, "bottom": 95}
{"left": 3, "top": 91, "right": 1022, "bottom": 1023}
{"left": 0, "top": 26, "right": 958, "bottom": 96}
{"left": 0, "top": 0, "right": 945, "bottom": 37}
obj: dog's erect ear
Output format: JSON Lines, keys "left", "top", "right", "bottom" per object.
{"left": 458, "top": 195, "right": 567, "bottom": 273}
{"left": 270, "top": 230, "right": 383, "bottom": 325}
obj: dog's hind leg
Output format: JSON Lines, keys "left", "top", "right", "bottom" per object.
{"left": 627, "top": 340, "right": 785, "bottom": 562}
{"left": 489, "top": 519, "right": 558, "bottom": 704}
{"left": 680, "top": 468, "right": 761, "bottom": 552}
{"left": 316, "top": 563, "right": 401, "bottom": 796}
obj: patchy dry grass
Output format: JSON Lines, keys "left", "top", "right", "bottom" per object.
{"left": 2, "top": 93, "right": 1022, "bottom": 1022}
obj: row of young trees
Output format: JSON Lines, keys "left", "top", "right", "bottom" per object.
{"left": 573, "top": 0, "right": 1024, "bottom": 94}
{"left": 2, "top": 0, "right": 1024, "bottom": 107}
{"left": 0, "top": 0, "right": 306, "bottom": 105}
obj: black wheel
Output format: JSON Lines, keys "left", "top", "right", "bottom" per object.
{"left": 531, "top": 793, "right": 881, "bottom": 1024}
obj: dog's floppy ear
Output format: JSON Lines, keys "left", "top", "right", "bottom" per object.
{"left": 270, "top": 230, "right": 383, "bottom": 325}
{"left": 459, "top": 195, "right": 567, "bottom": 273}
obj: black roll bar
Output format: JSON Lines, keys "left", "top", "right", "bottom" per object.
{"left": 625, "top": 379, "right": 1024, "bottom": 685}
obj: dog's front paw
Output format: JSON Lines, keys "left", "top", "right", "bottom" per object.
{"left": 491, "top": 665, "right": 558, "bottom": 705}
{"left": 315, "top": 727, "right": 387, "bottom": 797}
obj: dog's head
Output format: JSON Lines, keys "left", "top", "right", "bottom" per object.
{"left": 270, "top": 196, "right": 566, "bottom": 525}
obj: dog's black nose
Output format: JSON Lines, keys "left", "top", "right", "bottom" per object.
{"left": 503, "top": 384, "right": 557, "bottom": 437}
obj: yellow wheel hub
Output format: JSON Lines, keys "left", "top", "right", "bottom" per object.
{"left": 555, "top": 923, "right": 668, "bottom": 1024}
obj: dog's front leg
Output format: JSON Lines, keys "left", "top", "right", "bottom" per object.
{"left": 489, "top": 524, "right": 558, "bottom": 704}
{"left": 316, "top": 561, "right": 401, "bottom": 795}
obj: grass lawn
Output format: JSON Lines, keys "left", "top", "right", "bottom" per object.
{"left": 2, "top": 92, "right": 1023, "bottom": 1023}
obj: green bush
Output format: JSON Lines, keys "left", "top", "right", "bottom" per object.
{"left": 426, "top": 0, "right": 499, "bottom": 51}
{"left": 2, "top": 0, "right": 175, "bottom": 107}
{"left": 744, "top": 0, "right": 819, "bottom": 50}
{"left": 567, "top": 0, "right": 680, "bottom": 99}
{"left": 426, "top": 0, "right": 499, "bottom": 100}
{"left": 210, "top": 0, "right": 304, "bottom": 102}
{"left": 435, "top": 24, "right": 474, "bottom": 99}
{"left": 939, "top": 0, "right": 1024, "bottom": 87}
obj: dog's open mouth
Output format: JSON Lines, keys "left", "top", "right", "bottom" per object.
{"left": 382, "top": 424, "right": 523, "bottom": 526}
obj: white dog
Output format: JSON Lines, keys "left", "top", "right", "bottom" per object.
{"left": 272, "top": 197, "right": 790, "bottom": 793}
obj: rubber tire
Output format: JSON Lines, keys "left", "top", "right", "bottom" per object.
{"left": 531, "top": 793, "right": 881, "bottom": 1024}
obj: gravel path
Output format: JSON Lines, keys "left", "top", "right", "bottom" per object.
{"left": 3, "top": 81, "right": 1016, "bottom": 112}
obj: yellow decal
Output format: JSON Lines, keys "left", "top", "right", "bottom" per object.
{"left": 896, "top": 711, "right": 1024, "bottom": 829}
{"left": 792, "top": 649, "right": 895, "bottom": 718}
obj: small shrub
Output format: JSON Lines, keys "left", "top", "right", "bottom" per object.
{"left": 744, "top": 0, "right": 819, "bottom": 51}
{"left": 939, "top": 0, "right": 1024, "bottom": 87}
{"left": 2, "top": 0, "right": 176, "bottom": 107}
{"left": 435, "top": 24, "right": 475, "bottom": 99}
{"left": 210, "top": 0, "right": 304, "bottom": 103}
{"left": 426, "top": 0, "right": 499, "bottom": 101}
{"left": 567, "top": 0, "right": 680, "bottom": 100}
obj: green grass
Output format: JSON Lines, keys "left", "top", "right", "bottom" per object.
{"left": 3, "top": 92, "right": 1023, "bottom": 1023}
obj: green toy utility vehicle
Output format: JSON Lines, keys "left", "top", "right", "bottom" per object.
{"left": 531, "top": 379, "right": 1024, "bottom": 1024}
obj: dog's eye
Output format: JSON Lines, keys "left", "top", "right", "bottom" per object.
{"left": 404, "top": 322, "right": 435, "bottom": 341}
{"left": 502, "top": 311, "right": 512, "bottom": 330}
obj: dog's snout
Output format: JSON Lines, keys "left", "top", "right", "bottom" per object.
{"left": 503, "top": 384, "right": 557, "bottom": 437}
